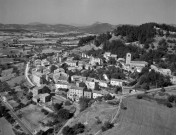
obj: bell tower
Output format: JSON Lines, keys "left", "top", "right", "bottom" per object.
{"left": 126, "top": 53, "right": 131, "bottom": 65}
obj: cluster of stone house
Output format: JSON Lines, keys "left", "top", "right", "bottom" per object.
{"left": 32, "top": 86, "right": 54, "bottom": 103}
{"left": 103, "top": 52, "right": 117, "bottom": 61}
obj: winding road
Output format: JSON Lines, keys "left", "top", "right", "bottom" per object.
{"left": 25, "top": 62, "right": 35, "bottom": 87}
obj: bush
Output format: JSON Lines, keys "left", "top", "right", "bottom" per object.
{"left": 160, "top": 87, "right": 166, "bottom": 92}
{"left": 167, "top": 95, "right": 175, "bottom": 103}
{"left": 57, "top": 109, "right": 73, "bottom": 120}
{"left": 166, "top": 102, "right": 173, "bottom": 108}
{"left": 53, "top": 103, "right": 63, "bottom": 112}
{"left": 101, "top": 121, "right": 114, "bottom": 132}
{"left": 62, "top": 123, "right": 85, "bottom": 135}
{"left": 65, "top": 100, "right": 72, "bottom": 106}
{"left": 41, "top": 109, "right": 49, "bottom": 115}
{"left": 79, "top": 97, "right": 91, "bottom": 112}
{"left": 104, "top": 94, "right": 115, "bottom": 101}
{"left": 137, "top": 95, "right": 143, "bottom": 99}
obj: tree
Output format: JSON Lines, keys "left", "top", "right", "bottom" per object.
{"left": 137, "top": 94, "right": 143, "bottom": 99}
{"left": 108, "top": 58, "right": 116, "bottom": 65}
{"left": 62, "top": 126, "right": 74, "bottom": 135}
{"left": 79, "top": 97, "right": 91, "bottom": 112}
{"left": 53, "top": 103, "right": 63, "bottom": 112}
{"left": 168, "top": 95, "right": 175, "bottom": 103}
{"left": 114, "top": 86, "right": 122, "bottom": 94}
{"left": 101, "top": 121, "right": 114, "bottom": 132}
{"left": 65, "top": 100, "right": 72, "bottom": 106}
{"left": 26, "top": 92, "right": 33, "bottom": 100}
{"left": 57, "top": 109, "right": 72, "bottom": 119}
{"left": 144, "top": 43, "right": 150, "bottom": 49}
{"left": 160, "top": 87, "right": 166, "bottom": 92}
{"left": 103, "top": 94, "right": 115, "bottom": 100}
{"left": 166, "top": 102, "right": 173, "bottom": 108}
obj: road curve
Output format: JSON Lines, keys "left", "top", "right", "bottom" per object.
{"left": 25, "top": 62, "right": 35, "bottom": 87}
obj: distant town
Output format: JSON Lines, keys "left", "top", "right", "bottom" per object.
{"left": 1, "top": 22, "right": 176, "bottom": 135}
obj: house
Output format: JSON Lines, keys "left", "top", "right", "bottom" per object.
{"left": 151, "top": 65, "right": 172, "bottom": 76}
{"left": 89, "top": 57, "right": 102, "bottom": 65}
{"left": 67, "top": 85, "right": 84, "bottom": 101}
{"left": 32, "top": 86, "right": 51, "bottom": 96}
{"left": 66, "top": 60, "right": 78, "bottom": 67}
{"left": 110, "top": 78, "right": 127, "bottom": 86}
{"left": 54, "top": 68, "right": 65, "bottom": 73}
{"left": 126, "top": 53, "right": 148, "bottom": 72}
{"left": 85, "top": 78, "right": 99, "bottom": 90}
{"left": 33, "top": 93, "right": 51, "bottom": 103}
{"left": 171, "top": 76, "right": 176, "bottom": 84}
{"left": 71, "top": 75, "right": 86, "bottom": 82}
{"left": 55, "top": 82, "right": 70, "bottom": 91}
{"left": 32, "top": 71, "right": 44, "bottom": 87}
{"left": 34, "top": 59, "right": 41, "bottom": 66}
{"left": 78, "top": 61, "right": 86, "bottom": 68}
{"left": 98, "top": 80, "right": 108, "bottom": 88}
{"left": 41, "top": 59, "right": 50, "bottom": 67}
{"left": 83, "top": 89, "right": 92, "bottom": 99}
{"left": 43, "top": 68, "right": 50, "bottom": 75}
{"left": 93, "top": 90, "right": 103, "bottom": 99}
{"left": 76, "top": 81, "right": 86, "bottom": 88}
{"left": 39, "top": 93, "right": 51, "bottom": 103}
{"left": 103, "top": 52, "right": 111, "bottom": 60}
{"left": 110, "top": 54, "right": 117, "bottom": 59}
{"left": 82, "top": 53, "right": 90, "bottom": 58}
{"left": 84, "top": 63, "right": 93, "bottom": 70}
{"left": 53, "top": 72, "right": 69, "bottom": 83}
{"left": 32, "top": 86, "right": 43, "bottom": 96}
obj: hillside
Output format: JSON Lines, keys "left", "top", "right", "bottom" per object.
{"left": 67, "top": 101, "right": 119, "bottom": 135}
{"left": 103, "top": 97, "right": 176, "bottom": 135}
{"left": 79, "top": 22, "right": 115, "bottom": 34}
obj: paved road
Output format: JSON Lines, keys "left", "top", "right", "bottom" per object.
{"left": 0, "top": 97, "right": 34, "bottom": 135}
{"left": 25, "top": 62, "right": 35, "bottom": 87}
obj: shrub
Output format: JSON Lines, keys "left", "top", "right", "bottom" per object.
{"left": 167, "top": 95, "right": 175, "bottom": 103}
{"left": 62, "top": 123, "right": 85, "bottom": 135}
{"left": 166, "top": 102, "right": 173, "bottom": 108}
{"left": 137, "top": 95, "right": 143, "bottom": 99}
{"left": 101, "top": 121, "right": 114, "bottom": 132}
{"left": 65, "top": 100, "right": 72, "bottom": 106}
{"left": 104, "top": 94, "right": 115, "bottom": 101}
{"left": 57, "top": 109, "right": 73, "bottom": 120}
{"left": 79, "top": 97, "right": 91, "bottom": 112}
{"left": 160, "top": 87, "right": 166, "bottom": 92}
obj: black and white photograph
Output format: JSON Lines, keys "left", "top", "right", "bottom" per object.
{"left": 0, "top": 0, "right": 176, "bottom": 135}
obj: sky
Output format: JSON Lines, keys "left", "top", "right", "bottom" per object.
{"left": 0, "top": 0, "right": 175, "bottom": 25}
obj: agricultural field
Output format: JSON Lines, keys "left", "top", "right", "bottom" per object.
{"left": 20, "top": 104, "right": 51, "bottom": 132}
{"left": 0, "top": 117, "right": 15, "bottom": 135}
{"left": 103, "top": 97, "right": 176, "bottom": 135}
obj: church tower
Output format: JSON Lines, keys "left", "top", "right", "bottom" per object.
{"left": 126, "top": 53, "right": 131, "bottom": 65}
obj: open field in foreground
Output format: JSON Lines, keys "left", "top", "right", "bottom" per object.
{"left": 103, "top": 97, "right": 176, "bottom": 135}
{"left": 69, "top": 101, "right": 119, "bottom": 135}
{"left": 20, "top": 104, "right": 51, "bottom": 132}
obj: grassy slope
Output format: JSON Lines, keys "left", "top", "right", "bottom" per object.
{"left": 68, "top": 102, "right": 118, "bottom": 134}
{"left": 103, "top": 97, "right": 176, "bottom": 135}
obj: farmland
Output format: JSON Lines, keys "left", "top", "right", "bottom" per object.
{"left": 20, "top": 104, "right": 51, "bottom": 132}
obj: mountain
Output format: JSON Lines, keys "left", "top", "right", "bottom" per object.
{"left": 79, "top": 22, "right": 116, "bottom": 34}
{"left": 0, "top": 22, "right": 116, "bottom": 33}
